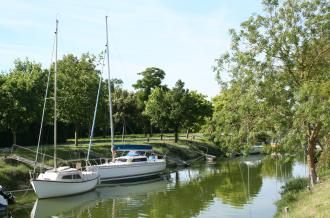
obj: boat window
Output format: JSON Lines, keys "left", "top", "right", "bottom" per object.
{"left": 116, "top": 158, "right": 127, "bottom": 162}
{"left": 73, "top": 174, "right": 81, "bottom": 179}
{"left": 132, "top": 157, "right": 147, "bottom": 162}
{"left": 62, "top": 174, "right": 81, "bottom": 180}
{"left": 62, "top": 175, "right": 72, "bottom": 180}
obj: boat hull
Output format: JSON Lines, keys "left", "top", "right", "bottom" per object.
{"left": 30, "top": 176, "right": 99, "bottom": 199}
{"left": 91, "top": 160, "right": 166, "bottom": 182}
{"left": 0, "top": 195, "right": 7, "bottom": 210}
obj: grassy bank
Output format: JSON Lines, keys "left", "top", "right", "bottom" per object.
{"left": 275, "top": 170, "right": 330, "bottom": 218}
{"left": 0, "top": 158, "right": 31, "bottom": 190}
{"left": 0, "top": 133, "right": 221, "bottom": 191}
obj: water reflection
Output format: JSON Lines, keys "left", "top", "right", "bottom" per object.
{"left": 12, "top": 155, "right": 306, "bottom": 218}
{"left": 215, "top": 157, "right": 263, "bottom": 208}
{"left": 30, "top": 179, "right": 167, "bottom": 218}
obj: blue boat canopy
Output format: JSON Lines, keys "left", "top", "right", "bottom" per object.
{"left": 113, "top": 144, "right": 153, "bottom": 151}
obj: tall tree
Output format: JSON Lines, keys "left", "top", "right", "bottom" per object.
{"left": 112, "top": 86, "right": 140, "bottom": 138}
{"left": 212, "top": 0, "right": 330, "bottom": 184}
{"left": 133, "top": 67, "right": 166, "bottom": 137}
{"left": 206, "top": 83, "right": 268, "bottom": 155}
{"left": 57, "top": 53, "right": 99, "bottom": 146}
{"left": 133, "top": 67, "right": 166, "bottom": 104}
{"left": 167, "top": 80, "right": 190, "bottom": 142}
{"left": 0, "top": 59, "right": 46, "bottom": 145}
{"left": 144, "top": 87, "right": 169, "bottom": 140}
{"left": 145, "top": 80, "right": 194, "bottom": 142}
{"left": 145, "top": 87, "right": 212, "bottom": 141}
{"left": 183, "top": 91, "right": 213, "bottom": 138}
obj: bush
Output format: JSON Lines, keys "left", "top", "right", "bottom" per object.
{"left": 317, "top": 146, "right": 330, "bottom": 174}
{"left": 275, "top": 177, "right": 308, "bottom": 215}
{"left": 280, "top": 177, "right": 309, "bottom": 195}
{"left": 276, "top": 192, "right": 297, "bottom": 209}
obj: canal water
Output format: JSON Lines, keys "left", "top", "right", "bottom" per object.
{"left": 8, "top": 155, "right": 307, "bottom": 218}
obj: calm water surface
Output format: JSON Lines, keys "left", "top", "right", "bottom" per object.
{"left": 9, "top": 155, "right": 307, "bottom": 218}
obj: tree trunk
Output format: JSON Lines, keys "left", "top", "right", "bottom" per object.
{"left": 186, "top": 129, "right": 189, "bottom": 139}
{"left": 150, "top": 124, "right": 153, "bottom": 137}
{"left": 74, "top": 124, "right": 79, "bottom": 146}
{"left": 121, "top": 123, "right": 125, "bottom": 143}
{"left": 307, "top": 137, "right": 317, "bottom": 186}
{"left": 160, "top": 129, "right": 163, "bottom": 141}
{"left": 307, "top": 123, "right": 321, "bottom": 186}
{"left": 12, "top": 130, "right": 17, "bottom": 145}
{"left": 174, "top": 128, "right": 179, "bottom": 143}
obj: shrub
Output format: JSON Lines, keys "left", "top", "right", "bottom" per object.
{"left": 276, "top": 192, "right": 297, "bottom": 209}
{"left": 280, "top": 177, "right": 309, "bottom": 195}
{"left": 276, "top": 177, "right": 308, "bottom": 215}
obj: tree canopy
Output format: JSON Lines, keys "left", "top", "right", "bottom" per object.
{"left": 209, "top": 0, "right": 330, "bottom": 184}
{"left": 145, "top": 80, "right": 212, "bottom": 142}
{"left": 0, "top": 59, "right": 46, "bottom": 144}
{"left": 57, "top": 53, "right": 99, "bottom": 146}
{"left": 0, "top": 55, "right": 211, "bottom": 147}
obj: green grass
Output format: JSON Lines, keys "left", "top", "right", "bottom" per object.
{"left": 0, "top": 157, "right": 31, "bottom": 190}
{"left": 275, "top": 170, "right": 330, "bottom": 218}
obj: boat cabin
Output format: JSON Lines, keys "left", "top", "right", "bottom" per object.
{"left": 113, "top": 144, "right": 162, "bottom": 163}
{"left": 37, "top": 166, "right": 83, "bottom": 181}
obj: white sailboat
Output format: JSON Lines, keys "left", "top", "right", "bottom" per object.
{"left": 30, "top": 19, "right": 99, "bottom": 199}
{"left": 87, "top": 16, "right": 166, "bottom": 182}
{"left": 90, "top": 145, "right": 166, "bottom": 181}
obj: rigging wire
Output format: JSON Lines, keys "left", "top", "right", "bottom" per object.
{"left": 86, "top": 49, "right": 106, "bottom": 162}
{"left": 33, "top": 35, "right": 56, "bottom": 173}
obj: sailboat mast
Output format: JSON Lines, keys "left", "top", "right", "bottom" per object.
{"left": 54, "top": 19, "right": 58, "bottom": 170}
{"left": 105, "top": 16, "right": 115, "bottom": 159}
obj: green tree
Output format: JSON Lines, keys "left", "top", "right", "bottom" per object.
{"left": 212, "top": 0, "right": 329, "bottom": 184}
{"left": 145, "top": 80, "right": 193, "bottom": 142}
{"left": 0, "top": 59, "right": 46, "bottom": 145}
{"left": 206, "top": 83, "right": 268, "bottom": 155}
{"left": 144, "top": 87, "right": 169, "bottom": 140}
{"left": 113, "top": 87, "right": 140, "bottom": 139}
{"left": 168, "top": 80, "right": 190, "bottom": 142}
{"left": 183, "top": 91, "right": 212, "bottom": 138}
{"left": 133, "top": 67, "right": 166, "bottom": 104}
{"left": 57, "top": 53, "right": 99, "bottom": 146}
{"left": 133, "top": 67, "right": 166, "bottom": 137}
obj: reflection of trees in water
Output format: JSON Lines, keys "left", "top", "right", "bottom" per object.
{"left": 261, "top": 156, "right": 294, "bottom": 181}
{"left": 71, "top": 166, "right": 222, "bottom": 218}
{"left": 215, "top": 159, "right": 262, "bottom": 208}
{"left": 72, "top": 162, "right": 263, "bottom": 218}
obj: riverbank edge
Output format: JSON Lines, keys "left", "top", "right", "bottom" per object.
{"left": 275, "top": 170, "right": 330, "bottom": 218}
{"left": 0, "top": 137, "right": 223, "bottom": 192}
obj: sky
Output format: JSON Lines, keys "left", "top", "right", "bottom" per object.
{"left": 0, "top": 0, "right": 263, "bottom": 98}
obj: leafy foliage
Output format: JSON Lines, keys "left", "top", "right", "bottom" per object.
{"left": 280, "top": 177, "right": 309, "bottom": 195}
{"left": 133, "top": 67, "right": 166, "bottom": 106}
{"left": 208, "top": 0, "right": 330, "bottom": 182}
{"left": 317, "top": 146, "right": 330, "bottom": 174}
{"left": 56, "top": 53, "right": 99, "bottom": 145}
{"left": 145, "top": 80, "right": 212, "bottom": 142}
{"left": 0, "top": 59, "right": 46, "bottom": 143}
